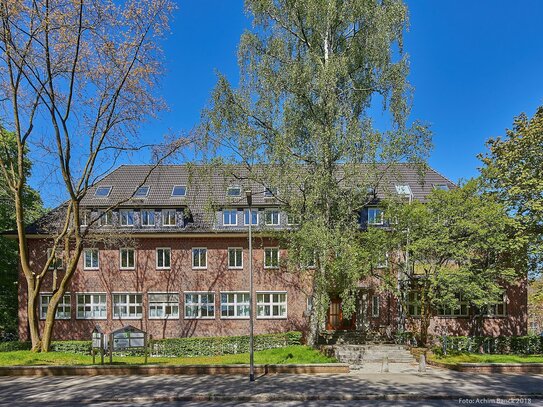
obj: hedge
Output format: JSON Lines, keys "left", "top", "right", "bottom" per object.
{"left": 151, "top": 331, "right": 303, "bottom": 357}
{"left": 0, "top": 331, "right": 303, "bottom": 357}
{"left": 436, "top": 335, "right": 543, "bottom": 355}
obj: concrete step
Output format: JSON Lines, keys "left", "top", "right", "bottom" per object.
{"left": 332, "top": 344, "right": 416, "bottom": 365}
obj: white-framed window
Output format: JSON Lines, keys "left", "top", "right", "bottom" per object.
{"left": 223, "top": 209, "right": 238, "bottom": 226}
{"left": 438, "top": 294, "right": 469, "bottom": 317}
{"left": 171, "top": 185, "right": 187, "bottom": 197}
{"left": 40, "top": 293, "right": 71, "bottom": 320}
{"left": 372, "top": 295, "right": 380, "bottom": 318}
{"left": 286, "top": 214, "right": 299, "bottom": 226}
{"left": 148, "top": 293, "right": 179, "bottom": 319}
{"left": 84, "top": 248, "right": 99, "bottom": 270}
{"left": 367, "top": 207, "right": 384, "bottom": 225}
{"left": 120, "top": 209, "right": 134, "bottom": 226}
{"left": 134, "top": 186, "right": 150, "bottom": 198}
{"left": 47, "top": 248, "right": 63, "bottom": 270}
{"left": 264, "top": 210, "right": 280, "bottom": 225}
{"left": 256, "top": 292, "right": 287, "bottom": 319}
{"left": 192, "top": 247, "right": 207, "bottom": 269}
{"left": 407, "top": 291, "right": 421, "bottom": 317}
{"left": 220, "top": 292, "right": 250, "bottom": 318}
{"left": 76, "top": 293, "right": 107, "bottom": 319}
{"left": 141, "top": 209, "right": 155, "bottom": 226}
{"left": 95, "top": 186, "right": 112, "bottom": 197}
{"left": 483, "top": 293, "right": 507, "bottom": 317}
{"left": 162, "top": 209, "right": 176, "bottom": 226}
{"left": 264, "top": 247, "right": 279, "bottom": 269}
{"left": 156, "top": 247, "right": 171, "bottom": 269}
{"left": 376, "top": 253, "right": 388, "bottom": 268}
{"left": 112, "top": 293, "right": 143, "bottom": 319}
{"left": 227, "top": 186, "right": 241, "bottom": 197}
{"left": 184, "top": 292, "right": 215, "bottom": 319}
{"left": 80, "top": 209, "right": 91, "bottom": 227}
{"left": 97, "top": 209, "right": 112, "bottom": 226}
{"left": 244, "top": 209, "right": 258, "bottom": 225}
{"left": 228, "top": 247, "right": 243, "bottom": 269}
{"left": 119, "top": 248, "right": 135, "bottom": 270}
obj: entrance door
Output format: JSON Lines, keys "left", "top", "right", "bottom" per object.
{"left": 326, "top": 298, "right": 356, "bottom": 330}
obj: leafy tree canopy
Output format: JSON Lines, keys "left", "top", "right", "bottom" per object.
{"left": 202, "top": 0, "right": 432, "bottom": 343}
{"left": 480, "top": 106, "right": 543, "bottom": 274}
{"left": 366, "top": 180, "right": 526, "bottom": 343}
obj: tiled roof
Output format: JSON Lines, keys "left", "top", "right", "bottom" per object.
{"left": 22, "top": 163, "right": 456, "bottom": 235}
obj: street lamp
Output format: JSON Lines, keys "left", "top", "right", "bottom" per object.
{"left": 245, "top": 189, "right": 255, "bottom": 382}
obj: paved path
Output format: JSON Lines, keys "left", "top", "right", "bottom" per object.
{"left": 0, "top": 369, "right": 542, "bottom": 406}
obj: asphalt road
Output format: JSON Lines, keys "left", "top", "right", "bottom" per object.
{"left": 0, "top": 369, "right": 542, "bottom": 407}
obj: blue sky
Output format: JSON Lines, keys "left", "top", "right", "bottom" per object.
{"left": 31, "top": 1, "right": 543, "bottom": 205}
{"left": 140, "top": 0, "right": 543, "bottom": 184}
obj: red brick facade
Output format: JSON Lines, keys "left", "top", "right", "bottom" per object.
{"left": 19, "top": 235, "right": 311, "bottom": 341}
{"left": 19, "top": 236, "right": 527, "bottom": 341}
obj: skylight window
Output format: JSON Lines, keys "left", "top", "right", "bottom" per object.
{"left": 95, "top": 186, "right": 112, "bottom": 197}
{"left": 134, "top": 186, "right": 150, "bottom": 198}
{"left": 171, "top": 185, "right": 187, "bottom": 197}
{"left": 433, "top": 184, "right": 449, "bottom": 191}
{"left": 227, "top": 186, "right": 241, "bottom": 197}
{"left": 395, "top": 185, "right": 412, "bottom": 196}
{"left": 264, "top": 187, "right": 277, "bottom": 197}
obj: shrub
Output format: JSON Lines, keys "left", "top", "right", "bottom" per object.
{"left": 0, "top": 341, "right": 31, "bottom": 352}
{"left": 151, "top": 331, "right": 303, "bottom": 357}
{"left": 439, "top": 335, "right": 543, "bottom": 355}
{"left": 50, "top": 340, "right": 92, "bottom": 355}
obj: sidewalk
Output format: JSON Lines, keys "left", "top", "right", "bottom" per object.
{"left": 0, "top": 368, "right": 542, "bottom": 405}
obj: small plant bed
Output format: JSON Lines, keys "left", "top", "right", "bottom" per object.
{"left": 0, "top": 345, "right": 335, "bottom": 367}
{"left": 430, "top": 353, "right": 543, "bottom": 365}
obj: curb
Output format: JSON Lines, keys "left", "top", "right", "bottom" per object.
{"left": 0, "top": 363, "right": 349, "bottom": 376}
{"left": 428, "top": 360, "right": 543, "bottom": 374}
{"left": 33, "top": 392, "right": 543, "bottom": 403}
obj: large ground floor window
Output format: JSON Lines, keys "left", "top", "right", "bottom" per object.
{"left": 256, "top": 292, "right": 287, "bottom": 319}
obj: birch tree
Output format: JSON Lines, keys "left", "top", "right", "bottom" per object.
{"left": 0, "top": 0, "right": 176, "bottom": 351}
{"left": 202, "top": 0, "right": 432, "bottom": 343}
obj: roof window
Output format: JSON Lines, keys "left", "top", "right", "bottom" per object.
{"left": 227, "top": 186, "right": 241, "bottom": 197}
{"left": 264, "top": 187, "right": 277, "bottom": 197}
{"left": 134, "top": 186, "right": 150, "bottom": 198}
{"left": 395, "top": 185, "right": 412, "bottom": 196}
{"left": 433, "top": 184, "right": 449, "bottom": 191}
{"left": 95, "top": 186, "right": 112, "bottom": 197}
{"left": 171, "top": 185, "right": 187, "bottom": 197}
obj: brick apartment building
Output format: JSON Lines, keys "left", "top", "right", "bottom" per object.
{"left": 16, "top": 165, "right": 527, "bottom": 341}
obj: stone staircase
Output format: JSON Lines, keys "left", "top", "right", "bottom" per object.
{"left": 331, "top": 344, "right": 416, "bottom": 367}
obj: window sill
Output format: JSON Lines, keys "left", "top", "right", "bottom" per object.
{"left": 184, "top": 317, "right": 215, "bottom": 320}
{"left": 113, "top": 317, "right": 143, "bottom": 320}
{"left": 220, "top": 316, "right": 250, "bottom": 320}
{"left": 156, "top": 268, "right": 171, "bottom": 271}
{"left": 227, "top": 267, "right": 244, "bottom": 270}
{"left": 256, "top": 317, "right": 287, "bottom": 320}
{"left": 192, "top": 267, "right": 208, "bottom": 270}
{"left": 120, "top": 268, "right": 136, "bottom": 271}
{"left": 76, "top": 317, "right": 107, "bottom": 320}
{"left": 148, "top": 316, "right": 180, "bottom": 320}
{"left": 84, "top": 268, "right": 99, "bottom": 271}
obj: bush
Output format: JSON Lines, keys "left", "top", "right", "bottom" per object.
{"left": 0, "top": 341, "right": 31, "bottom": 352}
{"left": 151, "top": 331, "right": 303, "bottom": 357}
{"left": 50, "top": 340, "right": 92, "bottom": 355}
{"left": 439, "top": 335, "right": 543, "bottom": 355}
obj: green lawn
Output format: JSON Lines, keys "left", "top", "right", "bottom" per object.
{"left": 431, "top": 353, "right": 543, "bottom": 364}
{"left": 0, "top": 345, "right": 335, "bottom": 366}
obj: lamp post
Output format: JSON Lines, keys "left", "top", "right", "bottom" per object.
{"left": 245, "top": 189, "right": 255, "bottom": 382}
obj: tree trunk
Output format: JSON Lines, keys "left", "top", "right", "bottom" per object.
{"left": 27, "top": 287, "right": 41, "bottom": 351}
